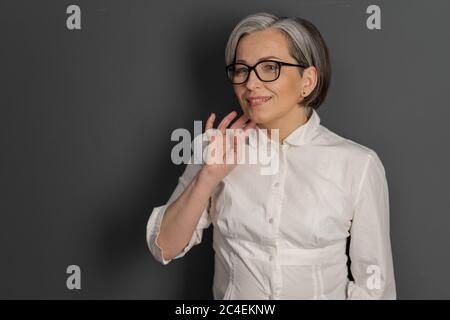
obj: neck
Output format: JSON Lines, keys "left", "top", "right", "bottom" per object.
{"left": 258, "top": 106, "right": 310, "bottom": 144}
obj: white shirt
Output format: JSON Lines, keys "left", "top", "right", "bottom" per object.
{"left": 146, "top": 109, "right": 396, "bottom": 300}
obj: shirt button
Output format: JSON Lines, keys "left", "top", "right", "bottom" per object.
{"left": 273, "top": 182, "right": 280, "bottom": 188}
{"left": 269, "top": 255, "right": 274, "bottom": 261}
{"left": 268, "top": 218, "right": 274, "bottom": 224}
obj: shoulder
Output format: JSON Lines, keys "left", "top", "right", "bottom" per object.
{"left": 312, "top": 125, "right": 388, "bottom": 198}
{"left": 312, "top": 124, "right": 387, "bottom": 179}
{"left": 314, "top": 124, "right": 380, "bottom": 160}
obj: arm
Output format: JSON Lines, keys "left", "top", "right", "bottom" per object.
{"left": 347, "top": 150, "right": 396, "bottom": 299}
{"left": 146, "top": 111, "right": 256, "bottom": 265}
{"left": 146, "top": 163, "right": 217, "bottom": 265}
{"left": 146, "top": 127, "right": 221, "bottom": 265}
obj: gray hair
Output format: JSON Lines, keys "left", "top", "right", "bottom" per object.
{"left": 225, "top": 12, "right": 331, "bottom": 114}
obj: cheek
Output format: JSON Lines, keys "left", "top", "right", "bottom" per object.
{"left": 234, "top": 87, "right": 246, "bottom": 103}
{"left": 278, "top": 76, "right": 301, "bottom": 99}
{"left": 268, "top": 80, "right": 298, "bottom": 108}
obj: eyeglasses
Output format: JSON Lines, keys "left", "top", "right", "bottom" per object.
{"left": 225, "top": 59, "right": 308, "bottom": 84}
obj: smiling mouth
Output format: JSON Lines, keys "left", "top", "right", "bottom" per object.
{"left": 246, "top": 96, "right": 272, "bottom": 107}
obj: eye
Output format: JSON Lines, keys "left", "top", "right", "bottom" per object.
{"left": 263, "top": 63, "right": 279, "bottom": 72}
{"left": 235, "top": 67, "right": 248, "bottom": 74}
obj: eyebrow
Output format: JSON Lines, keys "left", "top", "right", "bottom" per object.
{"left": 235, "top": 56, "right": 282, "bottom": 63}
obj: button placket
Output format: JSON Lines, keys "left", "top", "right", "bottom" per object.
{"left": 269, "top": 147, "right": 287, "bottom": 227}
{"left": 266, "top": 245, "right": 281, "bottom": 299}
{"left": 266, "top": 252, "right": 273, "bottom": 296}
{"left": 273, "top": 256, "right": 283, "bottom": 296}
{"left": 265, "top": 148, "right": 282, "bottom": 226}
{"left": 270, "top": 146, "right": 285, "bottom": 299}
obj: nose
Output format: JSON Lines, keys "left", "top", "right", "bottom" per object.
{"left": 245, "top": 68, "right": 262, "bottom": 90}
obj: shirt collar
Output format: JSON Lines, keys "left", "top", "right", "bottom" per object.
{"left": 248, "top": 108, "right": 321, "bottom": 148}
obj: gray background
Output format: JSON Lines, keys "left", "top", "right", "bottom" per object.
{"left": 0, "top": 0, "right": 449, "bottom": 299}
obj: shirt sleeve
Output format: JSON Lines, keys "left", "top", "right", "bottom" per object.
{"left": 146, "top": 133, "right": 212, "bottom": 265}
{"left": 347, "top": 150, "right": 396, "bottom": 299}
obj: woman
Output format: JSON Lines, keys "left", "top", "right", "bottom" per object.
{"left": 146, "top": 12, "right": 396, "bottom": 300}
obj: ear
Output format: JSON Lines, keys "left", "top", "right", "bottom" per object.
{"left": 301, "top": 66, "right": 318, "bottom": 96}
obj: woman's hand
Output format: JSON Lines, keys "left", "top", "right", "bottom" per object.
{"left": 199, "top": 111, "right": 256, "bottom": 188}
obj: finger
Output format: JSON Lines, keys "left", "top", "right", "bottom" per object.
{"left": 225, "top": 133, "right": 237, "bottom": 164}
{"left": 205, "top": 113, "right": 215, "bottom": 131}
{"left": 218, "top": 111, "right": 238, "bottom": 134}
{"left": 233, "top": 134, "right": 239, "bottom": 164}
{"left": 234, "top": 133, "right": 243, "bottom": 152}
{"left": 230, "top": 113, "right": 249, "bottom": 130}
{"left": 205, "top": 114, "right": 220, "bottom": 141}
{"left": 242, "top": 120, "right": 257, "bottom": 138}
{"left": 229, "top": 119, "right": 254, "bottom": 142}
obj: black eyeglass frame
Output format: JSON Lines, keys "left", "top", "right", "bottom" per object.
{"left": 225, "top": 59, "right": 309, "bottom": 84}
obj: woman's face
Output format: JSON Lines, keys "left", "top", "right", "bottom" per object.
{"left": 233, "top": 28, "right": 314, "bottom": 127}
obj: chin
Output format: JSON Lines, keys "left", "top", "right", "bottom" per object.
{"left": 243, "top": 104, "right": 276, "bottom": 124}
{"left": 249, "top": 113, "right": 273, "bottom": 126}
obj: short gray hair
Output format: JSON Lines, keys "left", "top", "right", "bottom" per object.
{"left": 225, "top": 12, "right": 331, "bottom": 115}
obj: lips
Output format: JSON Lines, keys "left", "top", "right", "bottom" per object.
{"left": 246, "top": 96, "right": 272, "bottom": 107}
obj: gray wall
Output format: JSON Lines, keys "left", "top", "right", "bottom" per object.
{"left": 0, "top": 0, "right": 449, "bottom": 299}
